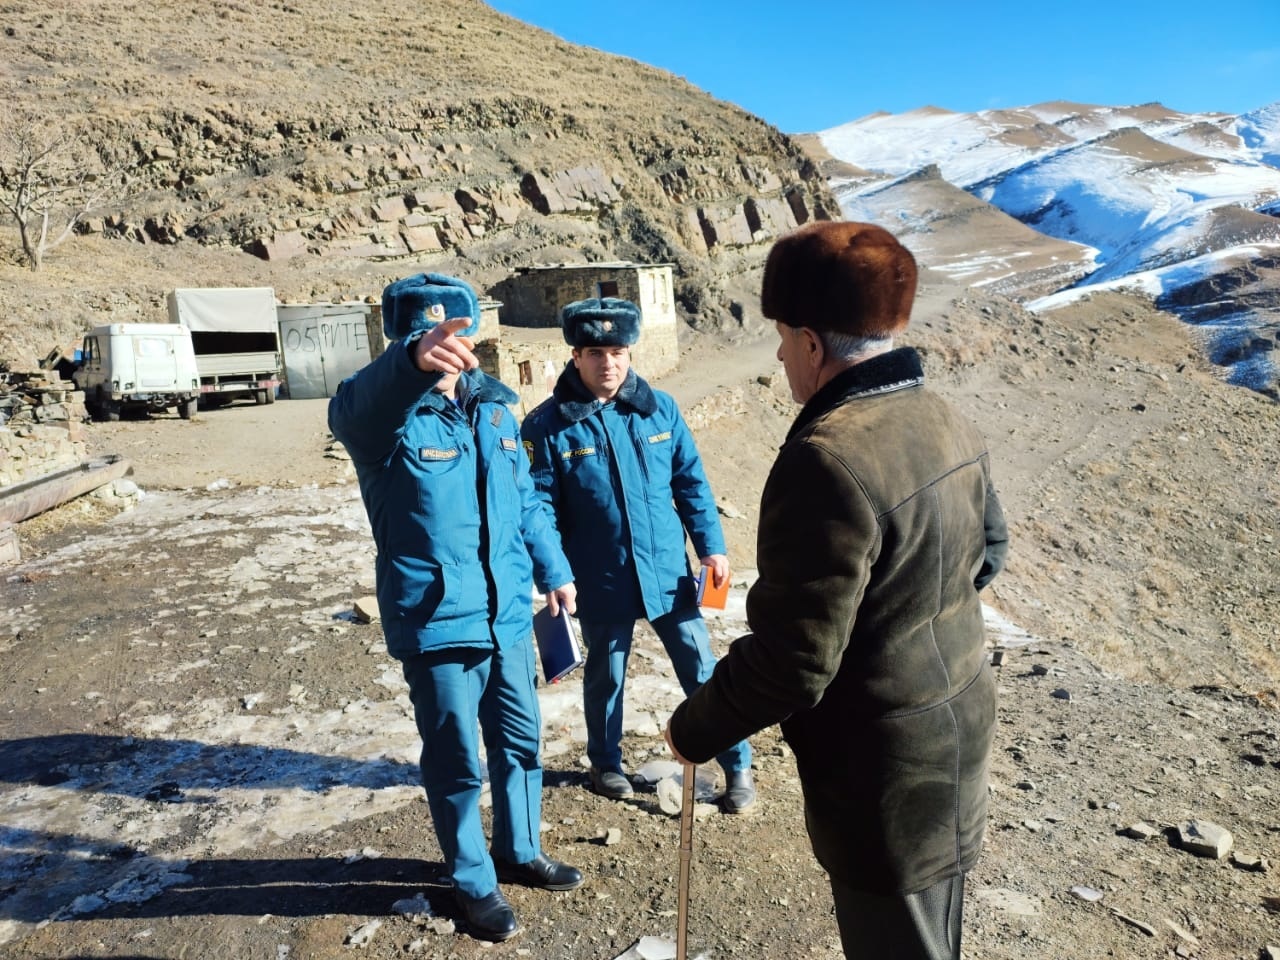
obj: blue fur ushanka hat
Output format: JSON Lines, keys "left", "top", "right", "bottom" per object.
{"left": 560, "top": 297, "right": 641, "bottom": 348}
{"left": 381, "top": 273, "right": 481, "bottom": 341}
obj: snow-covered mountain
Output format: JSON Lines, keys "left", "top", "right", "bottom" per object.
{"left": 817, "top": 101, "right": 1280, "bottom": 393}
{"left": 1231, "top": 101, "right": 1280, "bottom": 169}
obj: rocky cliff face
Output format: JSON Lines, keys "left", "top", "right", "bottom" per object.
{"left": 0, "top": 0, "right": 835, "bottom": 364}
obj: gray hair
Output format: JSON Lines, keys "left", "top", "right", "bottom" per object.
{"left": 819, "top": 330, "right": 894, "bottom": 362}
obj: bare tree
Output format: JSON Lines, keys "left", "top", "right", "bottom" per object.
{"left": 0, "top": 108, "right": 133, "bottom": 271}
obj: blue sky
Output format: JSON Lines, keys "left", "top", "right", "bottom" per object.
{"left": 488, "top": 1, "right": 1280, "bottom": 133}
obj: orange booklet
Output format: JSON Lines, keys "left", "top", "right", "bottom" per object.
{"left": 696, "top": 565, "right": 729, "bottom": 609}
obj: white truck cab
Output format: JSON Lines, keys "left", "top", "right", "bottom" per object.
{"left": 74, "top": 323, "right": 201, "bottom": 420}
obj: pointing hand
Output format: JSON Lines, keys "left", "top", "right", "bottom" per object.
{"left": 414, "top": 317, "right": 479, "bottom": 375}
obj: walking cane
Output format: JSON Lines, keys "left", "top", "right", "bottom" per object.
{"left": 676, "top": 761, "right": 695, "bottom": 960}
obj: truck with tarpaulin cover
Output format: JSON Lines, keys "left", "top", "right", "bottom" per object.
{"left": 166, "top": 287, "right": 283, "bottom": 407}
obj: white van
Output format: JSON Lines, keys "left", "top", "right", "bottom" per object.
{"left": 74, "top": 323, "right": 201, "bottom": 421}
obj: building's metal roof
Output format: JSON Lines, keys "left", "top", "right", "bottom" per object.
{"left": 513, "top": 261, "right": 675, "bottom": 273}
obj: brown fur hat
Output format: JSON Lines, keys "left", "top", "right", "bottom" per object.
{"left": 761, "top": 221, "right": 918, "bottom": 337}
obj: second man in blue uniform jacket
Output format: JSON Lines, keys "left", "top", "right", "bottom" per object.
{"left": 520, "top": 297, "right": 756, "bottom": 813}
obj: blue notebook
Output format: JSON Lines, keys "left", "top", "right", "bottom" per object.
{"left": 533, "top": 606, "right": 584, "bottom": 684}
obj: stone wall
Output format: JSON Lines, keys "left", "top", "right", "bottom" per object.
{"left": 474, "top": 328, "right": 565, "bottom": 421}
{"left": 632, "top": 269, "right": 679, "bottom": 379}
{"left": 0, "top": 372, "right": 88, "bottom": 489}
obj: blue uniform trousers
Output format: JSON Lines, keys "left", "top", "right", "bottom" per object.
{"left": 580, "top": 607, "right": 751, "bottom": 775}
{"left": 401, "top": 638, "right": 543, "bottom": 898}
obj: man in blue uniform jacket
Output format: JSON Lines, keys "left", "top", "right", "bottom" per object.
{"left": 520, "top": 298, "right": 756, "bottom": 814}
{"left": 328, "top": 273, "right": 583, "bottom": 943}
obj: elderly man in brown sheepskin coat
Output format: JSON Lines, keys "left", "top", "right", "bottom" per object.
{"left": 666, "top": 221, "right": 1008, "bottom": 960}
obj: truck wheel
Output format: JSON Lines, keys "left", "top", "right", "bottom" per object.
{"left": 255, "top": 388, "right": 276, "bottom": 405}
{"left": 177, "top": 398, "right": 198, "bottom": 420}
{"left": 264, "top": 388, "right": 276, "bottom": 405}
{"left": 93, "top": 390, "right": 120, "bottom": 422}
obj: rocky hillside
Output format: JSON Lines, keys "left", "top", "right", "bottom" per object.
{"left": 0, "top": 0, "right": 835, "bottom": 365}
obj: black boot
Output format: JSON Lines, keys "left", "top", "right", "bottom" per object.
{"left": 589, "top": 766, "right": 635, "bottom": 799}
{"left": 723, "top": 769, "right": 757, "bottom": 814}
{"left": 455, "top": 888, "right": 521, "bottom": 942}
{"left": 494, "top": 852, "right": 585, "bottom": 891}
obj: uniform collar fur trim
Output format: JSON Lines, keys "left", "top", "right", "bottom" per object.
{"left": 553, "top": 364, "right": 656, "bottom": 422}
